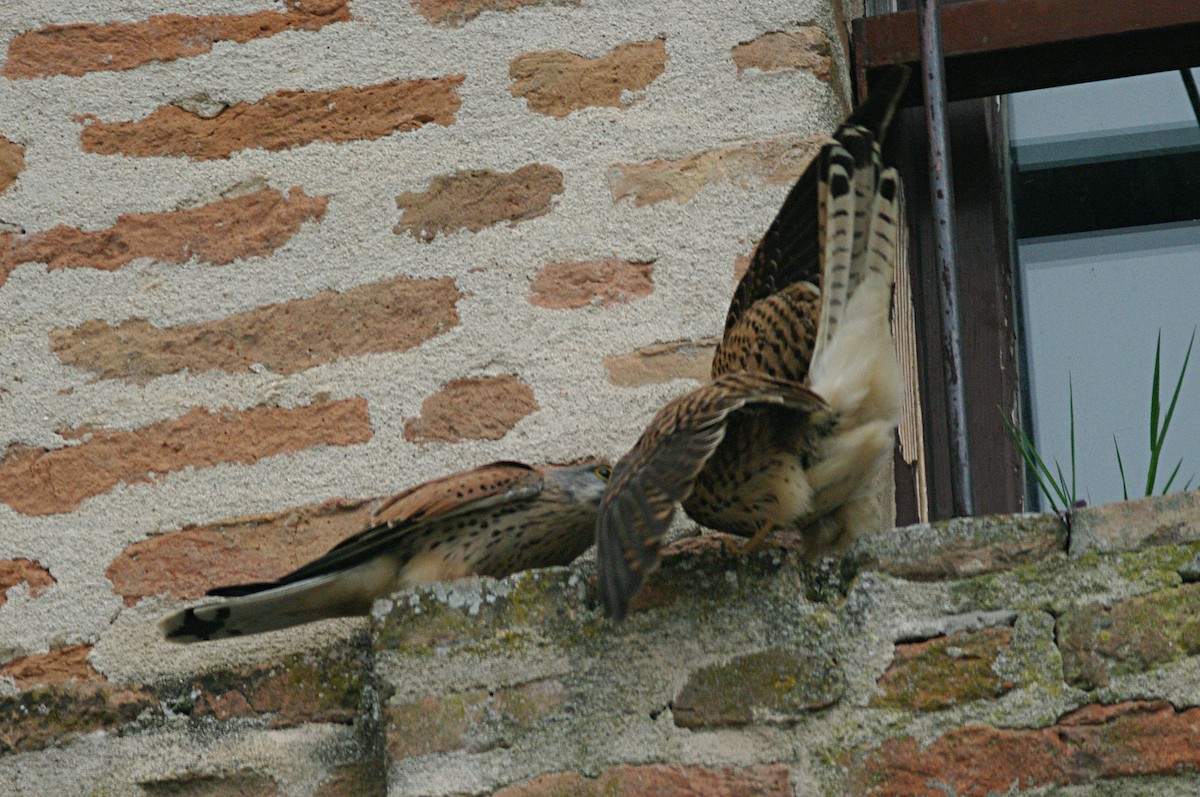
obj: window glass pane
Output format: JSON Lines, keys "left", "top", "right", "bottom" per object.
{"left": 1011, "top": 70, "right": 1200, "bottom": 509}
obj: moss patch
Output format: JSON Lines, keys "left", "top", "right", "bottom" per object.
{"left": 672, "top": 642, "right": 844, "bottom": 728}
{"left": 871, "top": 626, "right": 1016, "bottom": 711}
{"left": 1058, "top": 582, "right": 1200, "bottom": 689}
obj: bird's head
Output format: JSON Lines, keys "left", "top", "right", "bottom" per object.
{"left": 546, "top": 459, "right": 613, "bottom": 506}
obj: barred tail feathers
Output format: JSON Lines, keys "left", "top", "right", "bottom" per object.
{"left": 809, "top": 170, "right": 903, "bottom": 429}
{"left": 159, "top": 556, "right": 398, "bottom": 643}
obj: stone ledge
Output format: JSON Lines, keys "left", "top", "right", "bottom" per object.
{"left": 849, "top": 512, "right": 1068, "bottom": 581}
{"left": 1069, "top": 490, "right": 1200, "bottom": 556}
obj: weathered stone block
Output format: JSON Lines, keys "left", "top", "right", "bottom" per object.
{"left": 672, "top": 645, "right": 844, "bottom": 728}
{"left": 871, "top": 626, "right": 1016, "bottom": 711}
{"left": 1057, "top": 583, "right": 1200, "bottom": 689}
{"left": 1070, "top": 490, "right": 1200, "bottom": 556}
{"left": 851, "top": 512, "right": 1067, "bottom": 582}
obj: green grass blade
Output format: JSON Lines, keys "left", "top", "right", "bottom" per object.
{"left": 1162, "top": 458, "right": 1184, "bottom": 495}
{"left": 1052, "top": 460, "right": 1072, "bottom": 508}
{"left": 1002, "top": 413, "right": 1065, "bottom": 513}
{"left": 1145, "top": 327, "right": 1195, "bottom": 496}
{"left": 1114, "top": 435, "right": 1129, "bottom": 501}
{"left": 1145, "top": 331, "right": 1163, "bottom": 496}
{"left": 1153, "top": 326, "right": 1195, "bottom": 485}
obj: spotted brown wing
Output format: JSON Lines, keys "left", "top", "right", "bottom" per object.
{"left": 712, "top": 281, "right": 821, "bottom": 381}
{"left": 596, "top": 373, "right": 827, "bottom": 619}
{"left": 207, "top": 462, "right": 545, "bottom": 598}
{"left": 720, "top": 65, "right": 910, "bottom": 374}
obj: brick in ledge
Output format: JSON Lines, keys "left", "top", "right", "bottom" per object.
{"left": 0, "top": 645, "right": 158, "bottom": 754}
{"left": 0, "top": 636, "right": 370, "bottom": 754}
{"left": 847, "top": 700, "right": 1200, "bottom": 796}
{"left": 494, "top": 764, "right": 795, "bottom": 797}
{"left": 174, "top": 638, "right": 371, "bottom": 727}
{"left": 848, "top": 512, "right": 1068, "bottom": 582}
{"left": 385, "top": 678, "right": 567, "bottom": 760}
{"left": 372, "top": 569, "right": 587, "bottom": 658}
{"left": 138, "top": 772, "right": 284, "bottom": 796}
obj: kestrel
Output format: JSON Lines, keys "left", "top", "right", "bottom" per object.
{"left": 597, "top": 66, "right": 910, "bottom": 619}
{"left": 161, "top": 460, "right": 611, "bottom": 642}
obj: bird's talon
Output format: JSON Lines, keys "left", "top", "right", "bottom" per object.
{"left": 723, "top": 535, "right": 766, "bottom": 555}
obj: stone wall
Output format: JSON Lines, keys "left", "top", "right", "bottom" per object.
{"left": 5, "top": 491, "right": 1200, "bottom": 795}
{"left": 4, "top": 1, "right": 1199, "bottom": 795}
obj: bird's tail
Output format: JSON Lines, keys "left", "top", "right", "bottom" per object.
{"left": 159, "top": 559, "right": 390, "bottom": 643}
{"left": 808, "top": 69, "right": 907, "bottom": 427}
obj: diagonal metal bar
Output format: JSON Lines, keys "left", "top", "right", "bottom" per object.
{"left": 1181, "top": 68, "right": 1200, "bottom": 128}
{"left": 917, "top": 0, "right": 974, "bottom": 517}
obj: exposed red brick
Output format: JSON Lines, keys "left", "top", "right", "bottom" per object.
{"left": 138, "top": 773, "right": 283, "bottom": 797}
{"left": 0, "top": 135, "right": 24, "bottom": 194}
{"left": 51, "top": 275, "right": 462, "bottom": 384}
{"left": 387, "top": 678, "right": 568, "bottom": 760}
{"left": 603, "top": 337, "right": 718, "bottom": 387}
{"left": 411, "top": 0, "right": 579, "bottom": 26}
{"left": 78, "top": 76, "right": 463, "bottom": 160}
{"left": 871, "top": 627, "right": 1015, "bottom": 711}
{"left": 848, "top": 701, "right": 1200, "bottom": 797}
{"left": 0, "top": 187, "right": 327, "bottom": 289}
{"left": 1, "top": 644, "right": 156, "bottom": 754}
{"left": 608, "top": 134, "right": 824, "bottom": 206}
{"left": 107, "top": 497, "right": 379, "bottom": 604}
{"left": 2, "top": 1, "right": 350, "bottom": 80}
{"left": 0, "top": 558, "right": 55, "bottom": 608}
{"left": 731, "top": 28, "right": 833, "bottom": 80}
{"left": 494, "top": 765, "right": 794, "bottom": 797}
{"left": 0, "top": 398, "right": 372, "bottom": 516}
{"left": 395, "top": 164, "right": 563, "bottom": 242}
{"left": 404, "top": 375, "right": 538, "bottom": 443}
{"left": 528, "top": 259, "right": 654, "bottom": 308}
{"left": 187, "top": 646, "right": 367, "bottom": 728}
{"left": 0, "top": 682, "right": 157, "bottom": 754}
{"left": 510, "top": 39, "right": 667, "bottom": 118}
{"left": 0, "top": 645, "right": 99, "bottom": 689}
{"left": 387, "top": 694, "right": 471, "bottom": 759}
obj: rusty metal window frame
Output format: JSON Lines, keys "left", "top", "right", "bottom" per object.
{"left": 852, "top": 0, "right": 1200, "bottom": 523}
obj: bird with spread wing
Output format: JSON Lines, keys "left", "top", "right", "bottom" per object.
{"left": 161, "top": 460, "right": 611, "bottom": 642}
{"left": 597, "top": 67, "right": 910, "bottom": 620}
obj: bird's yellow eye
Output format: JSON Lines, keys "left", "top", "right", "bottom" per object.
{"left": 595, "top": 464, "right": 612, "bottom": 480}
